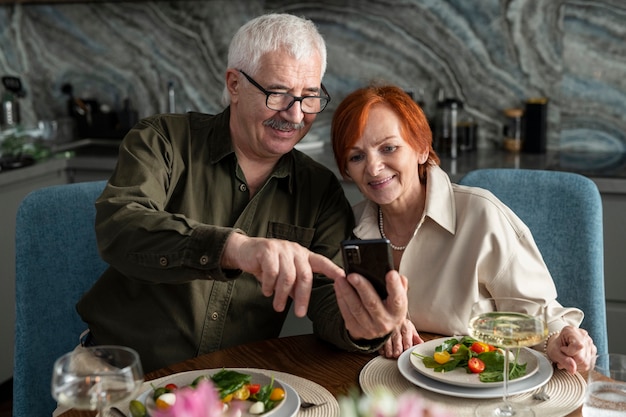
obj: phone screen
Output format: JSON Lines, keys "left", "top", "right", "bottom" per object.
{"left": 341, "top": 238, "right": 393, "bottom": 299}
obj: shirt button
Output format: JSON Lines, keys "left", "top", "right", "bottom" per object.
{"left": 239, "top": 183, "right": 247, "bottom": 192}
{"left": 199, "top": 255, "right": 209, "bottom": 265}
{"left": 159, "top": 257, "right": 168, "bottom": 267}
{"left": 211, "top": 312, "right": 219, "bottom": 320}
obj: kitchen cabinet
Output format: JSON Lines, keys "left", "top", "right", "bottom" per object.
{"left": 600, "top": 192, "right": 626, "bottom": 354}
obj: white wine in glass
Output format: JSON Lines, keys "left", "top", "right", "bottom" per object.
{"left": 51, "top": 345, "right": 144, "bottom": 416}
{"left": 469, "top": 298, "right": 548, "bottom": 417}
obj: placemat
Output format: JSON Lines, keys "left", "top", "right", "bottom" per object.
{"left": 360, "top": 356, "right": 586, "bottom": 417}
{"left": 141, "top": 368, "right": 339, "bottom": 417}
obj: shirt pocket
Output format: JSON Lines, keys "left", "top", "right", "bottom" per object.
{"left": 267, "top": 222, "right": 315, "bottom": 248}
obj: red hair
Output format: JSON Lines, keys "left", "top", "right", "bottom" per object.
{"left": 331, "top": 84, "right": 439, "bottom": 183}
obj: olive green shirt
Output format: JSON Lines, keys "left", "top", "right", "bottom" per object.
{"left": 77, "top": 109, "right": 372, "bottom": 372}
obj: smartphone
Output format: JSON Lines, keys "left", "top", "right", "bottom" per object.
{"left": 341, "top": 238, "right": 393, "bottom": 299}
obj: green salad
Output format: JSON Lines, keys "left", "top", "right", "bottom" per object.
{"left": 412, "top": 336, "right": 528, "bottom": 383}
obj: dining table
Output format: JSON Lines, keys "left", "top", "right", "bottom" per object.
{"left": 58, "top": 333, "right": 585, "bottom": 417}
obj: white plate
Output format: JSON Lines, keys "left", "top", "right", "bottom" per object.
{"left": 398, "top": 345, "right": 553, "bottom": 399}
{"left": 118, "top": 368, "right": 299, "bottom": 417}
{"left": 409, "top": 337, "right": 539, "bottom": 388}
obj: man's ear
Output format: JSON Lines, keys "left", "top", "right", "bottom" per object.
{"left": 226, "top": 69, "right": 240, "bottom": 103}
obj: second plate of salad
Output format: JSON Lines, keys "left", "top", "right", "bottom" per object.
{"left": 409, "top": 337, "right": 540, "bottom": 388}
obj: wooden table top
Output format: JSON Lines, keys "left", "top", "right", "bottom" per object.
{"left": 59, "top": 333, "right": 582, "bottom": 417}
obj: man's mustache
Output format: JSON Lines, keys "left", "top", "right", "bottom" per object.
{"left": 263, "top": 118, "right": 305, "bottom": 131}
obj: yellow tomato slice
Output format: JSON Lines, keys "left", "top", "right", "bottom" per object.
{"left": 434, "top": 350, "right": 451, "bottom": 364}
{"left": 233, "top": 386, "right": 250, "bottom": 401}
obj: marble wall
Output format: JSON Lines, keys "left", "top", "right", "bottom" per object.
{"left": 0, "top": 0, "right": 624, "bottom": 151}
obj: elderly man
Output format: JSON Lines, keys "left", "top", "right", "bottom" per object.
{"left": 77, "top": 13, "right": 408, "bottom": 372}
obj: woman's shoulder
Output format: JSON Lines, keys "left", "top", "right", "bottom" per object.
{"left": 451, "top": 183, "right": 529, "bottom": 236}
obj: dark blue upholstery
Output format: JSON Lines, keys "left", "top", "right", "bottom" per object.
{"left": 14, "top": 180, "right": 108, "bottom": 417}
{"left": 458, "top": 168, "right": 608, "bottom": 355}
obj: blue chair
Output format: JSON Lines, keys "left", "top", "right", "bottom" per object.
{"left": 14, "top": 180, "right": 108, "bottom": 417}
{"left": 458, "top": 168, "right": 608, "bottom": 355}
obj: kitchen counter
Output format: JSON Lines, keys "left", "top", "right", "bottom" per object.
{"left": 305, "top": 144, "right": 626, "bottom": 194}
{"left": 3, "top": 138, "right": 626, "bottom": 192}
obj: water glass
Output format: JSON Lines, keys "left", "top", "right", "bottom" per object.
{"left": 582, "top": 353, "right": 626, "bottom": 416}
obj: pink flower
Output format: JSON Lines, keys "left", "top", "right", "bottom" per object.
{"left": 339, "top": 388, "right": 455, "bottom": 417}
{"left": 151, "top": 380, "right": 226, "bottom": 417}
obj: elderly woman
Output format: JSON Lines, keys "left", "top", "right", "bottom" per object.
{"left": 330, "top": 84, "right": 596, "bottom": 373}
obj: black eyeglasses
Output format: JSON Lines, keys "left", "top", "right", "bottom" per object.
{"left": 238, "top": 69, "right": 331, "bottom": 114}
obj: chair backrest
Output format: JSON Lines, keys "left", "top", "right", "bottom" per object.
{"left": 458, "top": 168, "right": 608, "bottom": 355}
{"left": 13, "top": 180, "right": 108, "bottom": 417}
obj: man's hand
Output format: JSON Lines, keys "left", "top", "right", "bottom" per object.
{"left": 333, "top": 269, "right": 409, "bottom": 341}
{"left": 222, "top": 233, "right": 345, "bottom": 317}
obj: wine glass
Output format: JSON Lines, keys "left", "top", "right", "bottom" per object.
{"left": 468, "top": 298, "right": 548, "bottom": 417}
{"left": 51, "top": 345, "right": 144, "bottom": 416}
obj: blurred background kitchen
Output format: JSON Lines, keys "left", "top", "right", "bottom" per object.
{"left": 1, "top": 0, "right": 624, "bottom": 152}
{"left": 1, "top": 0, "right": 625, "bottom": 401}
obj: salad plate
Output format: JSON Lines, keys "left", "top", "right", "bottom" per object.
{"left": 118, "top": 368, "right": 299, "bottom": 417}
{"left": 398, "top": 344, "right": 553, "bottom": 399}
{"left": 409, "top": 337, "right": 539, "bottom": 388}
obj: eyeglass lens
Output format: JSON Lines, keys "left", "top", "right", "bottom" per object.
{"left": 266, "top": 94, "right": 328, "bottom": 114}
{"left": 239, "top": 69, "right": 329, "bottom": 114}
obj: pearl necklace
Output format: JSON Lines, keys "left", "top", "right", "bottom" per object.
{"left": 378, "top": 206, "right": 408, "bottom": 251}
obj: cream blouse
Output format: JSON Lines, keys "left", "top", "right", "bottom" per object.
{"left": 352, "top": 165, "right": 583, "bottom": 339}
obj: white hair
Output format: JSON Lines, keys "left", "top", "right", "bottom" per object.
{"left": 221, "top": 13, "right": 327, "bottom": 106}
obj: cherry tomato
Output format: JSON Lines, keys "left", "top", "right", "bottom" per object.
{"left": 434, "top": 350, "right": 451, "bottom": 364}
{"left": 468, "top": 357, "right": 486, "bottom": 373}
{"left": 451, "top": 343, "right": 462, "bottom": 354}
{"left": 470, "top": 342, "right": 491, "bottom": 354}
{"left": 269, "top": 387, "right": 285, "bottom": 401}
{"left": 247, "top": 383, "right": 261, "bottom": 395}
{"left": 164, "top": 383, "right": 178, "bottom": 391}
{"left": 222, "top": 393, "right": 233, "bottom": 403}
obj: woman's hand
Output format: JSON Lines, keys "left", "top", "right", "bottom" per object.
{"left": 378, "top": 318, "right": 424, "bottom": 358}
{"left": 545, "top": 325, "right": 597, "bottom": 373}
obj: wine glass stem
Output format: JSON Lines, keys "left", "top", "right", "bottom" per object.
{"left": 502, "top": 348, "right": 512, "bottom": 414}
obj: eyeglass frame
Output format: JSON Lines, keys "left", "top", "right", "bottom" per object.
{"left": 238, "top": 69, "right": 331, "bottom": 114}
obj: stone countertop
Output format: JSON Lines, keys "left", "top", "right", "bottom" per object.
{"left": 2, "top": 139, "right": 626, "bottom": 194}
{"left": 0, "top": 139, "right": 119, "bottom": 189}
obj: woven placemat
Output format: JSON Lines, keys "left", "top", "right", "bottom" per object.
{"left": 360, "top": 356, "right": 586, "bottom": 417}
{"left": 267, "top": 369, "right": 340, "bottom": 417}
{"left": 91, "top": 368, "right": 338, "bottom": 417}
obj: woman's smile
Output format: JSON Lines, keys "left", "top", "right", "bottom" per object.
{"left": 368, "top": 175, "right": 395, "bottom": 189}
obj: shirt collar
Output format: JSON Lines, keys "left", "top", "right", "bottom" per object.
{"left": 193, "top": 107, "right": 295, "bottom": 193}
{"left": 423, "top": 164, "right": 456, "bottom": 234}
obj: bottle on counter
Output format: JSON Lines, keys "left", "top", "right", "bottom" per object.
{"left": 434, "top": 97, "right": 463, "bottom": 159}
{"left": 1, "top": 76, "right": 24, "bottom": 128}
{"left": 522, "top": 98, "right": 548, "bottom": 154}
{"left": 503, "top": 108, "right": 524, "bottom": 152}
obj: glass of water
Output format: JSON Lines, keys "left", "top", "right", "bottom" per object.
{"left": 51, "top": 346, "right": 143, "bottom": 416}
{"left": 583, "top": 353, "right": 626, "bottom": 416}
